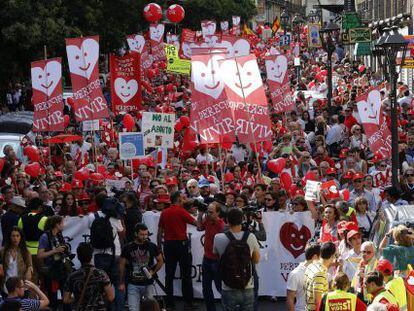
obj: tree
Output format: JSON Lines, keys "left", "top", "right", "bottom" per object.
{"left": 0, "top": 0, "right": 257, "bottom": 92}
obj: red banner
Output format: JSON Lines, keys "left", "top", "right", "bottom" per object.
{"left": 31, "top": 58, "right": 65, "bottom": 132}
{"left": 265, "top": 54, "right": 294, "bottom": 113}
{"left": 126, "top": 34, "right": 146, "bottom": 54}
{"left": 218, "top": 55, "right": 272, "bottom": 143}
{"left": 110, "top": 53, "right": 142, "bottom": 113}
{"left": 356, "top": 88, "right": 391, "bottom": 158}
{"left": 190, "top": 52, "right": 235, "bottom": 144}
{"left": 219, "top": 35, "right": 250, "bottom": 58}
{"left": 65, "top": 36, "right": 109, "bottom": 122}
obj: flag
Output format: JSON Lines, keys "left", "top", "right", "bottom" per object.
{"left": 272, "top": 16, "right": 280, "bottom": 33}
{"left": 242, "top": 23, "right": 255, "bottom": 36}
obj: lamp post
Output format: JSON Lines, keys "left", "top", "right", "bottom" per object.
{"left": 319, "top": 20, "right": 340, "bottom": 111}
{"left": 292, "top": 13, "right": 304, "bottom": 80}
{"left": 376, "top": 26, "right": 408, "bottom": 186}
{"left": 280, "top": 8, "right": 290, "bottom": 37}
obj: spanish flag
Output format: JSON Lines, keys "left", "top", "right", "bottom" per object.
{"left": 272, "top": 16, "right": 280, "bottom": 33}
{"left": 242, "top": 23, "right": 255, "bottom": 36}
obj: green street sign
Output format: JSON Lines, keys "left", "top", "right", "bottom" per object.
{"left": 342, "top": 12, "right": 362, "bottom": 29}
{"left": 349, "top": 28, "right": 372, "bottom": 43}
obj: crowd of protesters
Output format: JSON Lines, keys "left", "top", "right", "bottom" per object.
{"left": 0, "top": 26, "right": 413, "bottom": 311}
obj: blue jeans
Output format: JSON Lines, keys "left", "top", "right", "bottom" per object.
{"left": 221, "top": 288, "right": 254, "bottom": 311}
{"left": 127, "top": 283, "right": 155, "bottom": 311}
{"left": 202, "top": 257, "right": 222, "bottom": 311}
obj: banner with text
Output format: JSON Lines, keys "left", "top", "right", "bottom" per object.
{"left": 65, "top": 36, "right": 109, "bottom": 121}
{"left": 165, "top": 44, "right": 191, "bottom": 75}
{"left": 356, "top": 88, "right": 391, "bottom": 158}
{"left": 265, "top": 54, "right": 295, "bottom": 113}
{"left": 110, "top": 53, "right": 142, "bottom": 113}
{"left": 127, "top": 34, "right": 146, "bottom": 54}
{"left": 141, "top": 112, "right": 175, "bottom": 149}
{"left": 31, "top": 58, "right": 65, "bottom": 132}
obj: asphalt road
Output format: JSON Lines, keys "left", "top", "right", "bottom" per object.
{"left": 175, "top": 297, "right": 287, "bottom": 310}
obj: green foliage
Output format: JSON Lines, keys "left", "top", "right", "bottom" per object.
{"left": 0, "top": 0, "right": 257, "bottom": 89}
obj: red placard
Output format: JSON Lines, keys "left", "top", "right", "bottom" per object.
{"left": 218, "top": 55, "right": 272, "bottom": 143}
{"left": 126, "top": 34, "right": 146, "bottom": 54}
{"left": 31, "top": 58, "right": 65, "bottom": 132}
{"left": 356, "top": 88, "right": 391, "bottom": 158}
{"left": 110, "top": 53, "right": 142, "bottom": 113}
{"left": 65, "top": 36, "right": 109, "bottom": 122}
{"left": 265, "top": 54, "right": 295, "bottom": 113}
{"left": 190, "top": 51, "right": 235, "bottom": 144}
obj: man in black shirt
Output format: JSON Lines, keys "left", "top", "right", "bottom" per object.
{"left": 119, "top": 223, "right": 163, "bottom": 311}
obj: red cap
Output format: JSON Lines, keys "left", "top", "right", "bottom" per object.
{"left": 60, "top": 182, "right": 72, "bottom": 192}
{"left": 343, "top": 171, "right": 354, "bottom": 179}
{"left": 345, "top": 221, "right": 359, "bottom": 231}
{"left": 77, "top": 192, "right": 90, "bottom": 202}
{"left": 339, "top": 148, "right": 349, "bottom": 159}
{"left": 225, "top": 189, "right": 236, "bottom": 196}
{"left": 207, "top": 176, "right": 215, "bottom": 183}
{"left": 352, "top": 172, "right": 365, "bottom": 181}
{"left": 346, "top": 229, "right": 360, "bottom": 241}
{"left": 224, "top": 172, "right": 235, "bottom": 183}
{"left": 154, "top": 194, "right": 171, "bottom": 203}
{"left": 71, "top": 179, "right": 83, "bottom": 189}
{"left": 337, "top": 221, "right": 348, "bottom": 234}
{"left": 165, "top": 176, "right": 178, "bottom": 186}
{"left": 377, "top": 259, "right": 394, "bottom": 275}
{"left": 192, "top": 167, "right": 200, "bottom": 172}
{"left": 326, "top": 168, "right": 336, "bottom": 175}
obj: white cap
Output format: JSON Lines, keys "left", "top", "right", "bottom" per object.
{"left": 10, "top": 196, "right": 26, "bottom": 207}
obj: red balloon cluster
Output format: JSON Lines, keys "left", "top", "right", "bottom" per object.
{"left": 123, "top": 114, "right": 135, "bottom": 131}
{"left": 267, "top": 158, "right": 286, "bottom": 174}
{"left": 166, "top": 4, "right": 185, "bottom": 23}
{"left": 25, "top": 162, "right": 41, "bottom": 178}
{"left": 23, "top": 145, "right": 40, "bottom": 162}
{"left": 143, "top": 3, "right": 162, "bottom": 23}
{"left": 74, "top": 167, "right": 90, "bottom": 181}
{"left": 175, "top": 116, "right": 190, "bottom": 132}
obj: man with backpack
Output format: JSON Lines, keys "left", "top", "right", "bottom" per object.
{"left": 213, "top": 208, "right": 260, "bottom": 311}
{"left": 88, "top": 195, "right": 124, "bottom": 311}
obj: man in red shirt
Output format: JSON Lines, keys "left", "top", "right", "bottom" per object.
{"left": 197, "top": 201, "right": 225, "bottom": 311}
{"left": 344, "top": 106, "right": 359, "bottom": 131}
{"left": 157, "top": 191, "right": 198, "bottom": 310}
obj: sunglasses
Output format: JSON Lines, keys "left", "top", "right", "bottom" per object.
{"left": 265, "top": 198, "right": 274, "bottom": 201}
{"left": 354, "top": 179, "right": 363, "bottom": 183}
{"left": 188, "top": 186, "right": 196, "bottom": 189}
{"left": 362, "top": 250, "right": 372, "bottom": 254}
{"left": 405, "top": 173, "right": 414, "bottom": 177}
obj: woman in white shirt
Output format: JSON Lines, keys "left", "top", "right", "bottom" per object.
{"left": 354, "top": 197, "right": 374, "bottom": 239}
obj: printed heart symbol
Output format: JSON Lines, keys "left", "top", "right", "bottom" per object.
{"left": 220, "top": 59, "right": 262, "bottom": 98}
{"left": 221, "top": 21, "right": 229, "bottom": 31}
{"left": 31, "top": 61, "right": 61, "bottom": 96}
{"left": 205, "top": 35, "right": 220, "bottom": 47}
{"left": 407, "top": 276, "right": 414, "bottom": 286}
{"left": 215, "top": 40, "right": 234, "bottom": 56}
{"left": 127, "top": 34, "right": 145, "bottom": 53}
{"left": 202, "top": 21, "right": 216, "bottom": 36}
{"left": 182, "top": 42, "right": 192, "bottom": 58}
{"left": 67, "top": 38, "right": 99, "bottom": 80}
{"left": 150, "top": 24, "right": 165, "bottom": 42}
{"left": 232, "top": 16, "right": 241, "bottom": 26}
{"left": 269, "top": 47, "right": 279, "bottom": 55}
{"left": 357, "top": 89, "right": 381, "bottom": 125}
{"left": 233, "top": 39, "right": 250, "bottom": 57}
{"left": 265, "top": 55, "right": 288, "bottom": 84}
{"left": 114, "top": 78, "right": 138, "bottom": 103}
{"left": 280, "top": 222, "right": 311, "bottom": 258}
{"left": 191, "top": 55, "right": 225, "bottom": 99}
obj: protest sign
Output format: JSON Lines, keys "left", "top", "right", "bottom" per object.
{"left": 165, "top": 44, "right": 191, "bottom": 75}
{"left": 82, "top": 119, "right": 100, "bottom": 132}
{"left": 141, "top": 112, "right": 175, "bottom": 149}
{"left": 126, "top": 34, "right": 146, "bottom": 54}
{"left": 119, "top": 132, "right": 145, "bottom": 160}
{"left": 110, "top": 53, "right": 142, "bottom": 113}
{"left": 31, "top": 58, "right": 65, "bottom": 132}
{"left": 265, "top": 54, "right": 295, "bottom": 113}
{"left": 356, "top": 88, "right": 391, "bottom": 158}
{"left": 65, "top": 36, "right": 109, "bottom": 122}
{"left": 305, "top": 180, "right": 321, "bottom": 202}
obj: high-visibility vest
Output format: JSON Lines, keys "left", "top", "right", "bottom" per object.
{"left": 325, "top": 290, "right": 357, "bottom": 311}
{"left": 386, "top": 277, "right": 407, "bottom": 311}
{"left": 372, "top": 289, "right": 398, "bottom": 306}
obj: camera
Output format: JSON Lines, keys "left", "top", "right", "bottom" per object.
{"left": 192, "top": 199, "right": 208, "bottom": 213}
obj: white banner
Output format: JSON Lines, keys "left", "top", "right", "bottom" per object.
{"left": 60, "top": 211, "right": 314, "bottom": 297}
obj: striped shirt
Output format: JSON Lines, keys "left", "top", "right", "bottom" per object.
{"left": 1, "top": 298, "right": 40, "bottom": 310}
{"left": 304, "top": 261, "right": 328, "bottom": 311}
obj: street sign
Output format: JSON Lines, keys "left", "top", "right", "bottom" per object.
{"left": 308, "top": 24, "right": 321, "bottom": 48}
{"left": 341, "top": 32, "right": 350, "bottom": 44}
{"left": 279, "top": 34, "right": 291, "bottom": 47}
{"left": 342, "top": 12, "right": 362, "bottom": 30}
{"left": 349, "top": 28, "right": 372, "bottom": 43}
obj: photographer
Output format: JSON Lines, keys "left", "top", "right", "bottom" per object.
{"left": 119, "top": 223, "right": 163, "bottom": 311}
{"left": 38, "top": 215, "right": 72, "bottom": 310}
{"left": 197, "top": 201, "right": 225, "bottom": 311}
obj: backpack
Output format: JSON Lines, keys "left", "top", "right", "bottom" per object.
{"left": 90, "top": 212, "right": 114, "bottom": 250}
{"left": 219, "top": 231, "right": 252, "bottom": 290}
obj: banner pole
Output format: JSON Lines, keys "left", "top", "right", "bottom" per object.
{"left": 218, "top": 144, "right": 225, "bottom": 191}
{"left": 43, "top": 45, "right": 53, "bottom": 164}
{"left": 232, "top": 56, "right": 263, "bottom": 181}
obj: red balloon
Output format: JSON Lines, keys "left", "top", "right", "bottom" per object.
{"left": 142, "top": 80, "right": 151, "bottom": 90}
{"left": 156, "top": 85, "right": 165, "bottom": 94}
{"left": 90, "top": 173, "right": 104, "bottom": 181}
{"left": 123, "top": 113, "right": 135, "bottom": 131}
{"left": 267, "top": 158, "right": 286, "bottom": 174}
{"left": 179, "top": 116, "right": 190, "bottom": 127}
{"left": 263, "top": 140, "right": 273, "bottom": 153}
{"left": 66, "top": 97, "right": 75, "bottom": 107}
{"left": 96, "top": 165, "right": 107, "bottom": 175}
{"left": 63, "top": 115, "right": 70, "bottom": 127}
{"left": 159, "top": 62, "right": 167, "bottom": 69}
{"left": 147, "top": 69, "right": 156, "bottom": 79}
{"left": 340, "top": 189, "right": 350, "bottom": 201}
{"left": 165, "top": 83, "right": 174, "bottom": 92}
{"left": 25, "top": 162, "right": 41, "bottom": 178}
{"left": 74, "top": 168, "right": 90, "bottom": 181}
{"left": 320, "top": 69, "right": 328, "bottom": 76}
{"left": 23, "top": 146, "right": 40, "bottom": 162}
{"left": 220, "top": 142, "right": 233, "bottom": 150}
{"left": 166, "top": 4, "right": 185, "bottom": 23}
{"left": 0, "top": 159, "right": 4, "bottom": 173}
{"left": 304, "top": 171, "right": 318, "bottom": 182}
{"left": 280, "top": 172, "right": 293, "bottom": 191}
{"left": 143, "top": 3, "right": 162, "bottom": 23}
{"left": 175, "top": 120, "right": 183, "bottom": 132}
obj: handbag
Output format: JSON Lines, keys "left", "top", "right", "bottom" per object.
{"left": 77, "top": 267, "right": 94, "bottom": 311}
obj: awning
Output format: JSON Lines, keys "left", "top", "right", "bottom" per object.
{"left": 354, "top": 42, "right": 372, "bottom": 56}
